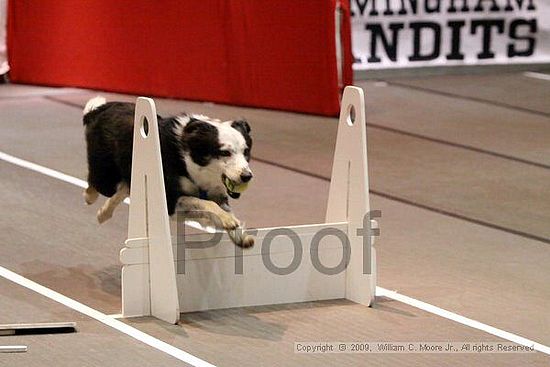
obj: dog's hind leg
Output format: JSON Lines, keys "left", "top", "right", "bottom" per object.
{"left": 83, "top": 185, "right": 99, "bottom": 205}
{"left": 97, "top": 183, "right": 129, "bottom": 224}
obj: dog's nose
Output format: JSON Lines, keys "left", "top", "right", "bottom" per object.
{"left": 240, "top": 172, "right": 253, "bottom": 183}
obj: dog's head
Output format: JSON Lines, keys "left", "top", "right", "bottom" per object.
{"left": 180, "top": 115, "right": 253, "bottom": 199}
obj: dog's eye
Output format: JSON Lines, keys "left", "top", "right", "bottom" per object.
{"left": 220, "top": 150, "right": 232, "bottom": 157}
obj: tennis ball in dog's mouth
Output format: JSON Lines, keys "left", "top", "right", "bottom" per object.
{"left": 223, "top": 176, "right": 249, "bottom": 193}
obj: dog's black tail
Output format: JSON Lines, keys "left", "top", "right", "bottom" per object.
{"left": 83, "top": 96, "right": 107, "bottom": 125}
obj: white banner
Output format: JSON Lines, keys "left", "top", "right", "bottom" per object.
{"left": 351, "top": 0, "right": 550, "bottom": 69}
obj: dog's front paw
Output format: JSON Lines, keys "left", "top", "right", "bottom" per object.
{"left": 218, "top": 211, "right": 240, "bottom": 230}
{"left": 96, "top": 208, "right": 112, "bottom": 224}
{"left": 239, "top": 234, "right": 255, "bottom": 248}
{"left": 227, "top": 227, "right": 255, "bottom": 248}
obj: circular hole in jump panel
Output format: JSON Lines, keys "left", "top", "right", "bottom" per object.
{"left": 141, "top": 117, "right": 149, "bottom": 138}
{"left": 347, "top": 105, "right": 356, "bottom": 126}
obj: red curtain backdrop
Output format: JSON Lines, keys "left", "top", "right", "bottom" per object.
{"left": 7, "top": 1, "right": 352, "bottom": 116}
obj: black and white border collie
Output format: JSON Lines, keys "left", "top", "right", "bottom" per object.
{"left": 82, "top": 97, "right": 254, "bottom": 247}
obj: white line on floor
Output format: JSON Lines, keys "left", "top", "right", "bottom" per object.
{"left": 0, "top": 151, "right": 88, "bottom": 189}
{"left": 376, "top": 288, "right": 549, "bottom": 355}
{"left": 1, "top": 150, "right": 549, "bottom": 356}
{"left": 0, "top": 265, "right": 215, "bottom": 367}
{"left": 0, "top": 151, "right": 130, "bottom": 205}
{"left": 524, "top": 71, "right": 550, "bottom": 82}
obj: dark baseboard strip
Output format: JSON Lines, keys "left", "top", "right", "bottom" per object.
{"left": 43, "top": 95, "right": 85, "bottom": 110}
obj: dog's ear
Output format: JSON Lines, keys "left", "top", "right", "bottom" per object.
{"left": 231, "top": 119, "right": 251, "bottom": 135}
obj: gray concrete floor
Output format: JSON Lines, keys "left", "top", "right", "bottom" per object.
{"left": 0, "top": 73, "right": 549, "bottom": 366}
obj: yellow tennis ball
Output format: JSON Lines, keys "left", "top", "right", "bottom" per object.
{"left": 224, "top": 177, "right": 249, "bottom": 193}
{"left": 232, "top": 181, "right": 249, "bottom": 193}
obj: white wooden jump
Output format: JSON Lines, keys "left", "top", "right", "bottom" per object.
{"left": 120, "top": 86, "right": 378, "bottom": 324}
